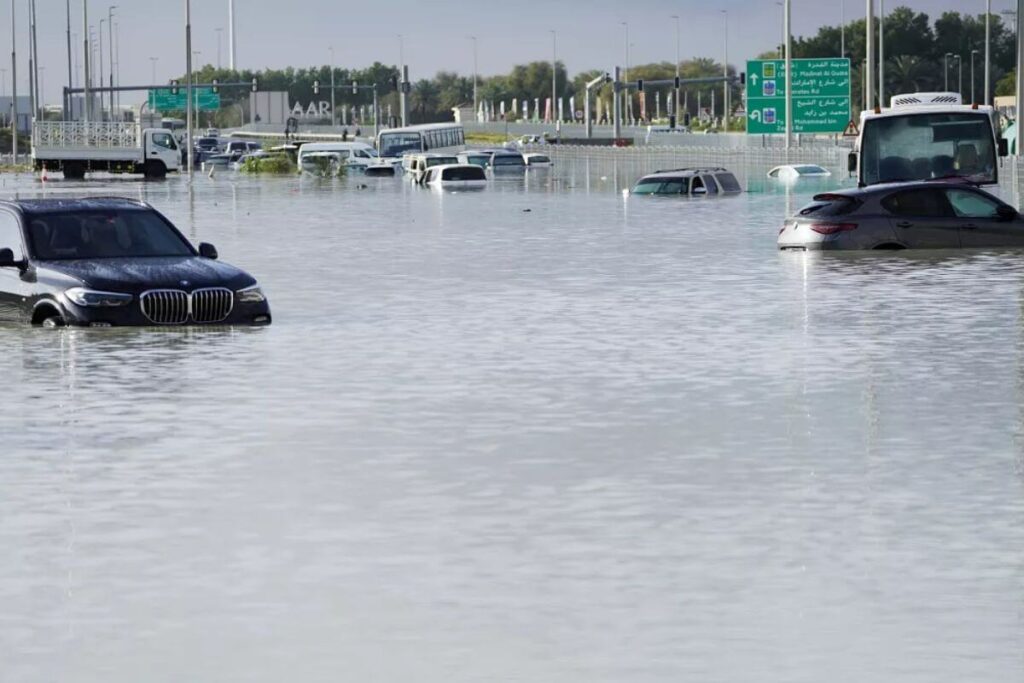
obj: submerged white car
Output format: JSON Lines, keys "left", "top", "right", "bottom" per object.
{"left": 524, "top": 153, "right": 553, "bottom": 168}
{"left": 423, "top": 164, "right": 487, "bottom": 188}
{"left": 767, "top": 164, "right": 832, "bottom": 180}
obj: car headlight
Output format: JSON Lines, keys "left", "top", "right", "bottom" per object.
{"left": 236, "top": 283, "right": 266, "bottom": 304}
{"left": 64, "top": 287, "right": 133, "bottom": 307}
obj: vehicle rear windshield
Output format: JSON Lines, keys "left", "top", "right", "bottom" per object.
{"left": 860, "top": 112, "right": 996, "bottom": 185}
{"left": 442, "top": 167, "right": 486, "bottom": 181}
{"left": 25, "top": 209, "right": 194, "bottom": 260}
{"left": 798, "top": 194, "right": 859, "bottom": 217}
{"left": 493, "top": 155, "right": 525, "bottom": 166}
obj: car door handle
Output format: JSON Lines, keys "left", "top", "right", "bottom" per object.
{"left": 962, "top": 223, "right": 978, "bottom": 230}
{"left": 896, "top": 221, "right": 913, "bottom": 228}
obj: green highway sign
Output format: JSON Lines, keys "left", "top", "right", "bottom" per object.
{"left": 148, "top": 87, "right": 221, "bottom": 111}
{"left": 745, "top": 58, "right": 851, "bottom": 134}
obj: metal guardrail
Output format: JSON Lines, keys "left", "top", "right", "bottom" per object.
{"left": 32, "top": 121, "right": 140, "bottom": 148}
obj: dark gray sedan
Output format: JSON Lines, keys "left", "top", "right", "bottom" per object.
{"left": 777, "top": 181, "right": 1022, "bottom": 250}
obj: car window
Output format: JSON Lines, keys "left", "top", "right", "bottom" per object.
{"left": 701, "top": 175, "right": 719, "bottom": 194}
{"left": 152, "top": 132, "right": 177, "bottom": 150}
{"left": 799, "top": 194, "right": 858, "bottom": 217}
{"left": 655, "top": 179, "right": 685, "bottom": 195}
{"left": 0, "top": 211, "right": 25, "bottom": 260}
{"left": 715, "top": 173, "right": 741, "bottom": 192}
{"left": 881, "top": 189, "right": 952, "bottom": 217}
{"left": 691, "top": 176, "right": 706, "bottom": 194}
{"left": 945, "top": 189, "right": 1001, "bottom": 218}
{"left": 768, "top": 168, "right": 779, "bottom": 177}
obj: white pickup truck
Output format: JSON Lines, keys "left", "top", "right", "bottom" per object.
{"left": 32, "top": 121, "right": 182, "bottom": 180}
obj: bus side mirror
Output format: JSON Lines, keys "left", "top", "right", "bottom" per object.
{"left": 999, "top": 138, "right": 1009, "bottom": 157}
{"left": 847, "top": 152, "right": 858, "bottom": 173}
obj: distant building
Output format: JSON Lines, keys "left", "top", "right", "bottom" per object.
{"left": 0, "top": 96, "right": 33, "bottom": 133}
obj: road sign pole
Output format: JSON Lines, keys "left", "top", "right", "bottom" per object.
{"left": 785, "top": 0, "right": 791, "bottom": 148}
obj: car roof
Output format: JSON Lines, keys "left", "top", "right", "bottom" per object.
{"left": 0, "top": 197, "right": 149, "bottom": 215}
{"left": 640, "top": 167, "right": 733, "bottom": 179}
{"left": 818, "top": 178, "right": 980, "bottom": 198}
{"left": 431, "top": 164, "right": 485, "bottom": 172}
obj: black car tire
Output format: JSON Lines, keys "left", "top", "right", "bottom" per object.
{"left": 144, "top": 160, "right": 167, "bottom": 180}
{"left": 62, "top": 162, "right": 86, "bottom": 180}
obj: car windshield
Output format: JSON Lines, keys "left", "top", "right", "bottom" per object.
{"left": 197, "top": 138, "right": 219, "bottom": 149}
{"left": 493, "top": 155, "right": 525, "bottom": 166}
{"left": 26, "top": 209, "right": 194, "bottom": 260}
{"left": 426, "top": 157, "right": 458, "bottom": 167}
{"left": 860, "top": 112, "right": 996, "bottom": 186}
{"left": 633, "top": 178, "right": 686, "bottom": 195}
{"left": 379, "top": 133, "right": 423, "bottom": 157}
{"left": 442, "top": 167, "right": 486, "bottom": 181}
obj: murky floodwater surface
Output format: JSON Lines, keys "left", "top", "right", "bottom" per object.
{"left": 2, "top": 165, "right": 1023, "bottom": 682}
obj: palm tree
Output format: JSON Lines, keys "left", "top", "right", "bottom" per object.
{"left": 887, "top": 55, "right": 928, "bottom": 94}
{"left": 411, "top": 79, "right": 441, "bottom": 122}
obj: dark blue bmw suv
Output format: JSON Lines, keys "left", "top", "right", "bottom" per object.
{"left": 0, "top": 198, "right": 271, "bottom": 327}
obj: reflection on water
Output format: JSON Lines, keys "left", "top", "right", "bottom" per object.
{"left": 2, "top": 169, "right": 1024, "bottom": 683}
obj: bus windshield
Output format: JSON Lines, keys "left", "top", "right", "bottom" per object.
{"left": 860, "top": 112, "right": 996, "bottom": 186}
{"left": 379, "top": 133, "right": 423, "bottom": 158}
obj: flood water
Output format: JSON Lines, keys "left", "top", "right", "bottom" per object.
{"left": 2, "top": 165, "right": 1024, "bottom": 682}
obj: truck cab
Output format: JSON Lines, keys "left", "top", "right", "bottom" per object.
{"left": 849, "top": 92, "right": 1005, "bottom": 187}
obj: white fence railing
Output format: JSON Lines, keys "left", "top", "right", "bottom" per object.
{"left": 32, "top": 121, "right": 140, "bottom": 149}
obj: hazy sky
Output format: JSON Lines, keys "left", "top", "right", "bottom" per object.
{"left": 0, "top": 0, "right": 1001, "bottom": 106}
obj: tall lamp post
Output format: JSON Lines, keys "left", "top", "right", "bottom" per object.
{"left": 971, "top": 49, "right": 979, "bottom": 103}
{"left": 671, "top": 14, "right": 680, "bottom": 122}
{"left": 954, "top": 54, "right": 962, "bottom": 98}
{"left": 985, "top": 0, "right": 991, "bottom": 104}
{"left": 550, "top": 30, "right": 557, "bottom": 124}
{"left": 10, "top": 0, "right": 17, "bottom": 162}
{"left": 469, "top": 36, "right": 478, "bottom": 122}
{"left": 328, "top": 46, "right": 335, "bottom": 127}
{"left": 721, "top": 10, "right": 729, "bottom": 132}
{"left": 185, "top": 0, "right": 193, "bottom": 178}
{"left": 216, "top": 27, "right": 223, "bottom": 69}
{"left": 149, "top": 56, "right": 158, "bottom": 84}
{"left": 621, "top": 22, "right": 629, "bottom": 122}
{"left": 879, "top": 0, "right": 885, "bottom": 107}
{"left": 944, "top": 53, "right": 951, "bottom": 91}
{"left": 98, "top": 19, "right": 105, "bottom": 120}
{"left": 108, "top": 6, "right": 117, "bottom": 118}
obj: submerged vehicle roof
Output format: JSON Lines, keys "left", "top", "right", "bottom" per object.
{"left": 640, "top": 167, "right": 733, "bottom": 179}
{"left": 0, "top": 197, "right": 149, "bottom": 214}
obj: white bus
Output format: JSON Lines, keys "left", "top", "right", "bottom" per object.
{"left": 376, "top": 123, "right": 465, "bottom": 161}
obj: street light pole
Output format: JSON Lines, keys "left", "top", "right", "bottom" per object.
{"left": 66, "top": 0, "right": 73, "bottom": 118}
{"left": 216, "top": 28, "right": 223, "bottom": 69}
{"left": 186, "top": 0, "right": 193, "bottom": 178}
{"left": 108, "top": 6, "right": 117, "bottom": 117}
{"left": 841, "top": 0, "right": 846, "bottom": 58}
{"left": 865, "top": 0, "right": 874, "bottom": 109}
{"left": 985, "top": 0, "right": 991, "bottom": 104}
{"left": 722, "top": 10, "right": 729, "bottom": 131}
{"left": 944, "top": 53, "right": 950, "bottom": 91}
{"left": 150, "top": 56, "right": 158, "bottom": 84}
{"left": 98, "top": 19, "right": 105, "bottom": 120}
{"left": 879, "top": 0, "right": 885, "bottom": 107}
{"left": 328, "top": 46, "right": 335, "bottom": 127}
{"left": 671, "top": 14, "right": 680, "bottom": 122}
{"left": 469, "top": 36, "right": 478, "bottom": 122}
{"left": 550, "top": 30, "right": 557, "bottom": 124}
{"left": 83, "top": 0, "right": 90, "bottom": 123}
{"left": 622, "top": 22, "right": 629, "bottom": 122}
{"left": 785, "top": 0, "right": 792, "bottom": 147}
{"left": 956, "top": 54, "right": 962, "bottom": 98}
{"left": 971, "top": 49, "right": 979, "bottom": 103}
{"left": 228, "top": 0, "right": 236, "bottom": 70}
{"left": 10, "top": 0, "right": 17, "bottom": 162}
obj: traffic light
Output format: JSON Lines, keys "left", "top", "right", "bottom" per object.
{"left": 170, "top": 79, "right": 179, "bottom": 95}
{"left": 211, "top": 79, "right": 219, "bottom": 94}
{"left": 390, "top": 74, "right": 399, "bottom": 90}
{"left": 313, "top": 80, "right": 320, "bottom": 95}
{"left": 740, "top": 72, "right": 746, "bottom": 85}
{"left": 637, "top": 79, "right": 644, "bottom": 92}
{"left": 674, "top": 76, "right": 681, "bottom": 89}
{"left": 251, "top": 77, "right": 259, "bottom": 92}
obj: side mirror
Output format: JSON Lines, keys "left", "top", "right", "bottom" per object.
{"left": 0, "top": 247, "right": 25, "bottom": 270}
{"left": 999, "top": 138, "right": 1009, "bottom": 157}
{"left": 997, "top": 204, "right": 1018, "bottom": 221}
{"left": 198, "top": 242, "right": 219, "bottom": 260}
{"left": 847, "top": 152, "right": 858, "bottom": 174}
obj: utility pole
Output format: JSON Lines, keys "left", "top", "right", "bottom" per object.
{"left": 622, "top": 22, "right": 629, "bottom": 122}
{"left": 722, "top": 10, "right": 729, "bottom": 132}
{"left": 785, "top": 0, "right": 792, "bottom": 147}
{"left": 98, "top": 19, "right": 105, "bottom": 120}
{"left": 879, "top": 0, "right": 885, "bottom": 107}
{"left": 613, "top": 65, "right": 621, "bottom": 140}
{"left": 216, "top": 28, "right": 223, "bottom": 69}
{"left": 186, "top": 0, "right": 193, "bottom": 177}
{"left": 108, "top": 6, "right": 117, "bottom": 117}
{"left": 27, "top": 0, "right": 35, "bottom": 125}
{"left": 469, "top": 36, "right": 478, "bottom": 121}
{"left": 31, "top": 0, "right": 40, "bottom": 121}
{"left": 956, "top": 54, "right": 962, "bottom": 97}
{"left": 865, "top": 0, "right": 876, "bottom": 109}
{"left": 841, "top": 0, "right": 846, "bottom": 57}
{"left": 985, "top": 0, "right": 991, "bottom": 104}
{"left": 550, "top": 30, "right": 557, "bottom": 124}
{"left": 1017, "top": 0, "right": 1023, "bottom": 156}
{"left": 83, "top": 0, "right": 91, "bottom": 123}
{"left": 9, "top": 0, "right": 17, "bottom": 162}
{"left": 971, "top": 49, "right": 979, "bottom": 103}
{"left": 944, "top": 53, "right": 950, "bottom": 91}
{"left": 228, "top": 0, "right": 236, "bottom": 70}
{"left": 328, "top": 46, "right": 335, "bottom": 127}
{"left": 65, "top": 0, "right": 73, "bottom": 119}
{"left": 672, "top": 15, "right": 680, "bottom": 123}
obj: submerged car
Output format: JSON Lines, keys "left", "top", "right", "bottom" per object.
{"left": 767, "top": 164, "right": 832, "bottom": 180}
{"left": 777, "top": 181, "right": 1023, "bottom": 250}
{"left": 0, "top": 198, "right": 271, "bottom": 327}
{"left": 457, "top": 151, "right": 493, "bottom": 168}
{"left": 524, "top": 153, "right": 553, "bottom": 168}
{"left": 488, "top": 150, "right": 527, "bottom": 172}
{"left": 423, "top": 164, "right": 487, "bottom": 187}
{"left": 631, "top": 167, "right": 742, "bottom": 196}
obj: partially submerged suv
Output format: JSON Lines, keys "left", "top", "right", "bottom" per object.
{"left": 0, "top": 198, "right": 271, "bottom": 327}
{"left": 631, "top": 167, "right": 742, "bottom": 196}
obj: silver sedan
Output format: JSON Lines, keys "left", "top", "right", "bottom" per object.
{"left": 777, "top": 181, "right": 1023, "bottom": 250}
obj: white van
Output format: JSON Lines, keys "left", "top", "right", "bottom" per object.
{"left": 297, "top": 142, "right": 379, "bottom": 174}
{"left": 423, "top": 164, "right": 487, "bottom": 188}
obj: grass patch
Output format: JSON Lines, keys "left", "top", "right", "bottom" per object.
{"left": 0, "top": 164, "right": 32, "bottom": 173}
{"left": 239, "top": 154, "right": 297, "bottom": 175}
{"left": 465, "top": 132, "right": 510, "bottom": 145}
